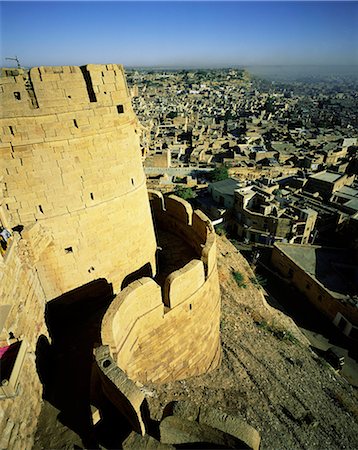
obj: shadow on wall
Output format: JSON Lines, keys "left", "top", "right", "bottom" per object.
{"left": 314, "top": 247, "right": 358, "bottom": 297}
{"left": 121, "top": 262, "right": 153, "bottom": 290}
{"left": 35, "top": 278, "right": 133, "bottom": 448}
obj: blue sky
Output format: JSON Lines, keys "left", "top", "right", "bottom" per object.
{"left": 1, "top": 1, "right": 357, "bottom": 68}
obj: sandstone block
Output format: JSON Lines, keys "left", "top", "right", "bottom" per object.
{"left": 199, "top": 406, "right": 261, "bottom": 450}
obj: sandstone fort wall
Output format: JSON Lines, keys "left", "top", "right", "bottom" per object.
{"left": 0, "top": 65, "right": 222, "bottom": 444}
{"left": 101, "top": 194, "right": 221, "bottom": 384}
{"left": 0, "top": 65, "right": 157, "bottom": 298}
{"left": 0, "top": 203, "right": 48, "bottom": 449}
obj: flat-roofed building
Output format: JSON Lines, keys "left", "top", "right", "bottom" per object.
{"left": 303, "top": 171, "right": 355, "bottom": 201}
{"left": 271, "top": 243, "right": 358, "bottom": 341}
{"left": 208, "top": 178, "right": 241, "bottom": 209}
{"left": 234, "top": 186, "right": 317, "bottom": 245}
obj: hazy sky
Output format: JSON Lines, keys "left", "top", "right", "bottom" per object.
{"left": 1, "top": 1, "right": 357, "bottom": 68}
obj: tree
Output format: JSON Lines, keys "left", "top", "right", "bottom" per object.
{"left": 209, "top": 166, "right": 229, "bottom": 182}
{"left": 174, "top": 186, "right": 196, "bottom": 200}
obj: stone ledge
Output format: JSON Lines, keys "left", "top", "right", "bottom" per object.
{"left": 93, "top": 345, "right": 146, "bottom": 435}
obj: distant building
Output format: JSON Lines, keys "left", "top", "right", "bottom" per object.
{"left": 342, "top": 137, "right": 357, "bottom": 150}
{"left": 250, "top": 146, "right": 278, "bottom": 163}
{"left": 234, "top": 186, "right": 317, "bottom": 245}
{"left": 302, "top": 154, "right": 324, "bottom": 171}
{"left": 144, "top": 148, "right": 171, "bottom": 168}
{"left": 331, "top": 185, "right": 358, "bottom": 217}
{"left": 324, "top": 147, "right": 348, "bottom": 167}
{"left": 201, "top": 178, "right": 241, "bottom": 224}
{"left": 303, "top": 171, "right": 355, "bottom": 201}
{"left": 208, "top": 178, "right": 241, "bottom": 209}
{"left": 271, "top": 243, "right": 358, "bottom": 341}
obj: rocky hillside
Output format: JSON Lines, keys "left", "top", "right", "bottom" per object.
{"left": 34, "top": 236, "right": 358, "bottom": 449}
{"left": 144, "top": 236, "right": 358, "bottom": 449}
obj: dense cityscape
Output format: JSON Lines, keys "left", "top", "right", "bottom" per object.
{"left": 1, "top": 1, "right": 358, "bottom": 449}
{"left": 128, "top": 65, "right": 358, "bottom": 386}
{"left": 128, "top": 68, "right": 358, "bottom": 247}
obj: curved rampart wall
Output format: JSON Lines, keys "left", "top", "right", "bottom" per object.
{"left": 150, "top": 192, "right": 217, "bottom": 279}
{"left": 101, "top": 194, "right": 221, "bottom": 384}
{"left": 0, "top": 65, "right": 157, "bottom": 298}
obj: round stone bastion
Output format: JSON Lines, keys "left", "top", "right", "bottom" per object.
{"left": 101, "top": 191, "right": 222, "bottom": 385}
{"left": 0, "top": 64, "right": 157, "bottom": 300}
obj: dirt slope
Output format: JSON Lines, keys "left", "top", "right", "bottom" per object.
{"left": 145, "top": 236, "right": 358, "bottom": 449}
{"left": 34, "top": 236, "right": 358, "bottom": 449}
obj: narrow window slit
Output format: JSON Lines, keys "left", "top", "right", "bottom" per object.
{"left": 73, "top": 119, "right": 78, "bottom": 128}
{"left": 65, "top": 247, "right": 73, "bottom": 254}
{"left": 90, "top": 193, "right": 94, "bottom": 200}
{"left": 38, "top": 205, "right": 44, "bottom": 214}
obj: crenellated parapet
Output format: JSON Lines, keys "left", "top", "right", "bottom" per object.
{"left": 101, "top": 193, "right": 221, "bottom": 384}
{"left": 149, "top": 191, "right": 217, "bottom": 279}
{"left": 0, "top": 64, "right": 132, "bottom": 118}
{"left": 0, "top": 63, "right": 222, "bottom": 445}
{"left": 0, "top": 64, "right": 157, "bottom": 300}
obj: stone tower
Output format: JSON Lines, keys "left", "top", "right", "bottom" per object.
{"left": 0, "top": 64, "right": 157, "bottom": 299}
{"left": 0, "top": 64, "right": 221, "bottom": 445}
